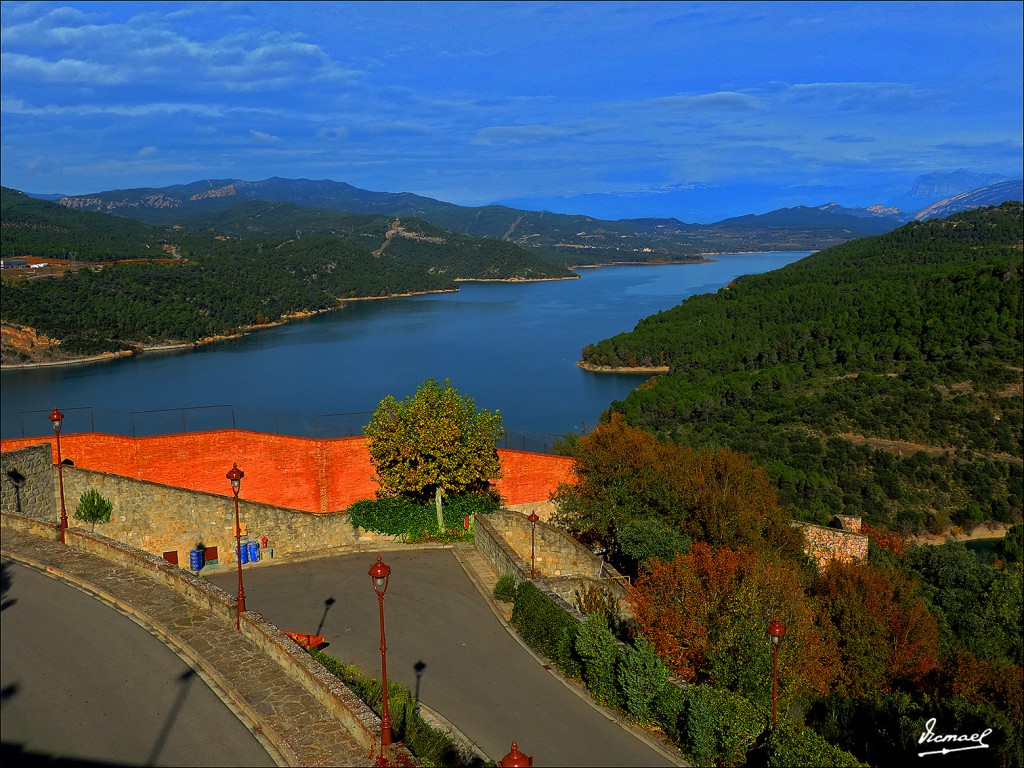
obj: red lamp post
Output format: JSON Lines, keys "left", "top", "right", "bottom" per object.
{"left": 527, "top": 512, "right": 539, "bottom": 579}
{"left": 498, "top": 741, "right": 533, "bottom": 767}
{"left": 49, "top": 407, "right": 68, "bottom": 545}
{"left": 227, "top": 462, "right": 246, "bottom": 631}
{"left": 768, "top": 616, "right": 786, "bottom": 728}
{"left": 369, "top": 555, "right": 393, "bottom": 748}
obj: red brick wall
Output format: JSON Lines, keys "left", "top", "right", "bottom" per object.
{"left": 1, "top": 431, "right": 574, "bottom": 513}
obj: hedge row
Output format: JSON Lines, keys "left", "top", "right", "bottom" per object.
{"left": 309, "top": 649, "right": 488, "bottom": 767}
{"left": 347, "top": 492, "right": 498, "bottom": 542}
{"left": 508, "top": 581, "right": 863, "bottom": 767}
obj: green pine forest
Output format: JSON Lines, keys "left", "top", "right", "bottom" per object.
{"left": 582, "top": 202, "right": 1023, "bottom": 534}
{"left": 0, "top": 187, "right": 574, "bottom": 355}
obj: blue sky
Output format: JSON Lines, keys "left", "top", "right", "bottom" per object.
{"left": 1, "top": 1, "right": 1021, "bottom": 220}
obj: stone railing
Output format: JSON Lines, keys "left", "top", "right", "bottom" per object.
{"left": 0, "top": 510, "right": 411, "bottom": 763}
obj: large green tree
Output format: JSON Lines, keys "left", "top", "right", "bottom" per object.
{"left": 364, "top": 379, "right": 504, "bottom": 523}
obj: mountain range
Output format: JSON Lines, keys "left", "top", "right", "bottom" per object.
{"left": 30, "top": 174, "right": 1022, "bottom": 263}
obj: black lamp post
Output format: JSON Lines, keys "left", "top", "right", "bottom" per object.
{"left": 227, "top": 462, "right": 246, "bottom": 630}
{"left": 369, "top": 555, "right": 393, "bottom": 748}
{"left": 768, "top": 617, "right": 786, "bottom": 728}
{"left": 49, "top": 407, "right": 68, "bottom": 545}
{"left": 527, "top": 512, "right": 539, "bottom": 579}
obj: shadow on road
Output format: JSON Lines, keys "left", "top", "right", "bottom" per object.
{"left": 316, "top": 596, "right": 336, "bottom": 636}
{"left": 1, "top": 683, "right": 20, "bottom": 706}
{"left": 145, "top": 668, "right": 196, "bottom": 766}
{"left": 413, "top": 660, "right": 426, "bottom": 706}
{"left": 1, "top": 742, "right": 125, "bottom": 767}
{"left": 1, "top": 560, "right": 18, "bottom": 612}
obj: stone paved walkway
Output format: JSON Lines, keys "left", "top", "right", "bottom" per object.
{"left": 0, "top": 526, "right": 367, "bottom": 768}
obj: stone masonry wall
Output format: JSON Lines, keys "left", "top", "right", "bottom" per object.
{"left": 474, "top": 509, "right": 634, "bottom": 619}
{"left": 58, "top": 466, "right": 399, "bottom": 565}
{"left": 1, "top": 444, "right": 55, "bottom": 522}
{"left": 796, "top": 521, "right": 869, "bottom": 568}
{"left": 485, "top": 507, "right": 605, "bottom": 578}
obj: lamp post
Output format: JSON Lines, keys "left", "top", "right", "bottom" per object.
{"left": 369, "top": 555, "right": 393, "bottom": 748}
{"left": 227, "top": 462, "right": 246, "bottom": 631}
{"left": 768, "top": 616, "right": 786, "bottom": 728}
{"left": 527, "top": 512, "right": 539, "bottom": 579}
{"left": 498, "top": 741, "right": 533, "bottom": 767}
{"left": 49, "top": 407, "right": 68, "bottom": 545}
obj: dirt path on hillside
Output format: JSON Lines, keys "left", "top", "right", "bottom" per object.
{"left": 835, "top": 432, "right": 1023, "bottom": 467}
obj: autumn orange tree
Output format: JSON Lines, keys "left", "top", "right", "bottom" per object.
{"left": 364, "top": 379, "right": 503, "bottom": 526}
{"left": 808, "top": 561, "right": 940, "bottom": 699}
{"left": 552, "top": 413, "right": 801, "bottom": 573}
{"left": 629, "top": 542, "right": 836, "bottom": 714}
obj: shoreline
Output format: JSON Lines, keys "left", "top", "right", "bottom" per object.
{"left": 0, "top": 278, "right": 569, "bottom": 371}
{"left": 2, "top": 255, "right": 796, "bottom": 371}
{"left": 570, "top": 257, "right": 714, "bottom": 269}
{"left": 577, "top": 361, "right": 669, "bottom": 374}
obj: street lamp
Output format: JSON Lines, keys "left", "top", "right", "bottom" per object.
{"left": 768, "top": 616, "right": 786, "bottom": 728}
{"left": 498, "top": 741, "right": 533, "bottom": 767}
{"left": 527, "top": 512, "right": 539, "bottom": 579}
{"left": 227, "top": 462, "right": 246, "bottom": 631}
{"left": 369, "top": 555, "right": 393, "bottom": 748}
{"left": 49, "top": 407, "right": 68, "bottom": 545}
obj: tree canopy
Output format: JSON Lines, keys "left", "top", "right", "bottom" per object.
{"left": 363, "top": 379, "right": 504, "bottom": 503}
{"left": 552, "top": 413, "right": 802, "bottom": 574}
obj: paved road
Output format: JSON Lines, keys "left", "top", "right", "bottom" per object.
{"left": 209, "top": 549, "right": 676, "bottom": 767}
{"left": 1, "top": 560, "right": 276, "bottom": 767}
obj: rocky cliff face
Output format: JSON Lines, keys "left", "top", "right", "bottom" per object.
{"left": 190, "top": 184, "right": 237, "bottom": 201}
{"left": 914, "top": 179, "right": 1024, "bottom": 220}
{"left": 58, "top": 194, "right": 181, "bottom": 211}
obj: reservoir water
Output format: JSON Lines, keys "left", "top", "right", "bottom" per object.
{"left": 1, "top": 252, "right": 810, "bottom": 446}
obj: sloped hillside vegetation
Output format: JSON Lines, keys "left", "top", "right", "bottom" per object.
{"left": 585, "top": 203, "right": 1023, "bottom": 533}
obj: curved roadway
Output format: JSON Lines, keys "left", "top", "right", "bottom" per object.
{"left": 1, "top": 559, "right": 276, "bottom": 767}
{"left": 209, "top": 548, "right": 677, "bottom": 767}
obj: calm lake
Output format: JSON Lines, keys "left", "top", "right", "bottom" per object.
{"left": 1, "top": 252, "right": 810, "bottom": 447}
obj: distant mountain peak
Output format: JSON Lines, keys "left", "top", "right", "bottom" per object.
{"left": 914, "top": 179, "right": 1024, "bottom": 220}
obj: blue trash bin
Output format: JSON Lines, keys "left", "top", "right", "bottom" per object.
{"left": 247, "top": 540, "right": 260, "bottom": 563}
{"left": 188, "top": 548, "right": 203, "bottom": 572}
{"left": 238, "top": 543, "right": 250, "bottom": 565}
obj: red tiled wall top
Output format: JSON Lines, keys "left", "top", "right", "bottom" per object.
{"left": 1, "top": 430, "right": 575, "bottom": 513}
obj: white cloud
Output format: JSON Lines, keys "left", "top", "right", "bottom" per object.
{"left": 0, "top": 98, "right": 225, "bottom": 118}
{"left": 250, "top": 130, "right": 281, "bottom": 143}
{"left": 137, "top": 146, "right": 157, "bottom": 157}
{"left": 0, "top": 52, "right": 129, "bottom": 84}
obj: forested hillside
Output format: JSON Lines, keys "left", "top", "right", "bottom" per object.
{"left": 585, "top": 203, "right": 1023, "bottom": 533}
{"left": 0, "top": 190, "right": 573, "bottom": 360}
{"left": 51, "top": 176, "right": 906, "bottom": 262}
{"left": 1, "top": 186, "right": 168, "bottom": 261}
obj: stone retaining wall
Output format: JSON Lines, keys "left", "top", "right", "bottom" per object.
{"left": 1, "top": 443, "right": 55, "bottom": 521}
{"left": 474, "top": 510, "right": 634, "bottom": 620}
{"left": 0, "top": 511, "right": 404, "bottom": 762}
{"left": 795, "top": 521, "right": 869, "bottom": 568}
{"left": 56, "top": 466, "right": 400, "bottom": 565}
